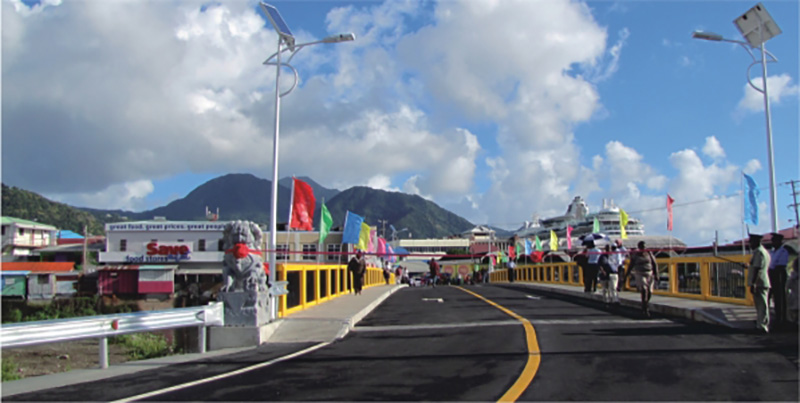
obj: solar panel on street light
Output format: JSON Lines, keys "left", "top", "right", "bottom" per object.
{"left": 260, "top": 2, "right": 295, "bottom": 50}
{"left": 734, "top": 2, "right": 781, "bottom": 48}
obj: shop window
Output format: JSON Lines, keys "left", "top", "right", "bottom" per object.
{"left": 303, "top": 244, "right": 317, "bottom": 261}
{"left": 327, "top": 244, "right": 342, "bottom": 262}
{"left": 276, "top": 245, "right": 289, "bottom": 261}
{"left": 120, "top": 239, "right": 127, "bottom": 252}
{"left": 19, "top": 228, "right": 25, "bottom": 236}
{"left": 198, "top": 239, "right": 206, "bottom": 252}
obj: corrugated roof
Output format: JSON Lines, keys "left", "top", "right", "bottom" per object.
{"left": 57, "top": 230, "right": 84, "bottom": 239}
{"left": 1, "top": 216, "right": 58, "bottom": 230}
{"left": 1, "top": 262, "right": 75, "bottom": 272}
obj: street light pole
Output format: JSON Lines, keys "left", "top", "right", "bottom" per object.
{"left": 692, "top": 3, "right": 782, "bottom": 233}
{"left": 261, "top": 2, "right": 354, "bottom": 322}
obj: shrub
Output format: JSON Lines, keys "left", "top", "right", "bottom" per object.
{"left": 111, "top": 333, "right": 175, "bottom": 361}
{"left": 4, "top": 309, "right": 22, "bottom": 323}
{"left": 2, "top": 358, "right": 21, "bottom": 382}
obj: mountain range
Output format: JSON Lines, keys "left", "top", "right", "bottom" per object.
{"left": 2, "top": 174, "right": 483, "bottom": 239}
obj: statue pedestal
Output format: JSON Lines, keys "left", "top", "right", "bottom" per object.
{"left": 218, "top": 291, "right": 270, "bottom": 327}
{"left": 208, "top": 291, "right": 275, "bottom": 350}
{"left": 208, "top": 321, "right": 282, "bottom": 350}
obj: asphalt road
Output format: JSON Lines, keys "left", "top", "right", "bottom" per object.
{"left": 6, "top": 284, "right": 798, "bottom": 401}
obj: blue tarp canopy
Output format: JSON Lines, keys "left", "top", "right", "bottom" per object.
{"left": 393, "top": 246, "right": 409, "bottom": 255}
{"left": 58, "top": 230, "right": 83, "bottom": 239}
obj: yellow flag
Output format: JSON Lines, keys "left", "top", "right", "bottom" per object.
{"left": 550, "top": 230, "right": 558, "bottom": 251}
{"left": 620, "top": 209, "right": 629, "bottom": 239}
{"left": 358, "top": 222, "right": 370, "bottom": 251}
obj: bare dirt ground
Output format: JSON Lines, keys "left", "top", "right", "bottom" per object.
{"left": 4, "top": 339, "right": 131, "bottom": 379}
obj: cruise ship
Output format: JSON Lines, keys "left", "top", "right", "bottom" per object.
{"left": 515, "top": 196, "right": 644, "bottom": 240}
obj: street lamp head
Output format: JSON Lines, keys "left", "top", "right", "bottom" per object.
{"left": 322, "top": 33, "right": 356, "bottom": 43}
{"left": 692, "top": 31, "right": 723, "bottom": 41}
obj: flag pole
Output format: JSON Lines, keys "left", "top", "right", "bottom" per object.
{"left": 741, "top": 173, "right": 746, "bottom": 256}
{"left": 286, "top": 177, "right": 295, "bottom": 264}
{"left": 318, "top": 197, "right": 325, "bottom": 264}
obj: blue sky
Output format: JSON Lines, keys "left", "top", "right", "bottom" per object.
{"left": 2, "top": 0, "right": 798, "bottom": 246}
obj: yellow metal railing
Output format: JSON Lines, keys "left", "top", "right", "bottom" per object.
{"left": 489, "top": 255, "right": 753, "bottom": 306}
{"left": 277, "top": 264, "right": 395, "bottom": 317}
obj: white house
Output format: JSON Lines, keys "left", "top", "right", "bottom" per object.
{"left": 1, "top": 216, "right": 58, "bottom": 261}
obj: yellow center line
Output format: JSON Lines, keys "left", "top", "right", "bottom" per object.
{"left": 456, "top": 286, "right": 541, "bottom": 403}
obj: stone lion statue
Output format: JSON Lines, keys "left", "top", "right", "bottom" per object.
{"left": 221, "top": 220, "right": 268, "bottom": 293}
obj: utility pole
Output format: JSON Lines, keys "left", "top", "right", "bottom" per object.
{"left": 786, "top": 180, "right": 800, "bottom": 237}
{"left": 82, "top": 223, "right": 89, "bottom": 272}
{"left": 377, "top": 219, "right": 388, "bottom": 239}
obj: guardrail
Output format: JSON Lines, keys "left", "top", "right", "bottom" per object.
{"left": 0, "top": 302, "right": 224, "bottom": 368}
{"left": 489, "top": 255, "right": 753, "bottom": 306}
{"left": 277, "top": 264, "right": 394, "bottom": 316}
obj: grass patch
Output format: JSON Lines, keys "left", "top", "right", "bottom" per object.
{"left": 2, "top": 357, "right": 21, "bottom": 382}
{"left": 111, "top": 333, "right": 177, "bottom": 361}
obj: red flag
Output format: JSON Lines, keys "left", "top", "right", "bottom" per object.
{"left": 289, "top": 178, "right": 316, "bottom": 231}
{"left": 667, "top": 194, "right": 675, "bottom": 231}
{"left": 508, "top": 245, "right": 516, "bottom": 260}
{"left": 566, "top": 226, "right": 573, "bottom": 249}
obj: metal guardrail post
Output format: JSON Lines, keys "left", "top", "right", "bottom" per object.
{"left": 99, "top": 337, "right": 109, "bottom": 369}
{"left": 199, "top": 325, "right": 207, "bottom": 354}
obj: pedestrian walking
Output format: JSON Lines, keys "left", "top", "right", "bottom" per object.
{"left": 612, "top": 240, "right": 628, "bottom": 292}
{"left": 787, "top": 259, "right": 799, "bottom": 324}
{"left": 624, "top": 241, "right": 658, "bottom": 317}
{"left": 747, "top": 233, "right": 771, "bottom": 333}
{"left": 508, "top": 259, "right": 516, "bottom": 283}
{"left": 586, "top": 241, "right": 601, "bottom": 293}
{"left": 429, "top": 258, "right": 440, "bottom": 288}
{"left": 382, "top": 260, "right": 391, "bottom": 285}
{"left": 348, "top": 251, "right": 366, "bottom": 295}
{"left": 600, "top": 244, "right": 620, "bottom": 304}
{"left": 575, "top": 248, "right": 590, "bottom": 292}
{"left": 768, "top": 233, "right": 789, "bottom": 329}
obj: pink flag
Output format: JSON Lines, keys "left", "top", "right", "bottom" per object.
{"left": 378, "top": 237, "right": 386, "bottom": 256}
{"left": 566, "top": 226, "right": 573, "bottom": 249}
{"left": 667, "top": 194, "right": 675, "bottom": 231}
{"left": 368, "top": 229, "right": 376, "bottom": 253}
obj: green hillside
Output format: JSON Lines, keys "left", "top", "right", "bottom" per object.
{"left": 1, "top": 184, "right": 105, "bottom": 235}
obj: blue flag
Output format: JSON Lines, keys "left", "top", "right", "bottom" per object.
{"left": 342, "top": 211, "right": 364, "bottom": 244}
{"left": 743, "top": 173, "right": 759, "bottom": 225}
{"left": 524, "top": 239, "right": 532, "bottom": 255}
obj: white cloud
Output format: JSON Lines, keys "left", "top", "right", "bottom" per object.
{"left": 736, "top": 74, "right": 800, "bottom": 114}
{"left": 48, "top": 180, "right": 155, "bottom": 211}
{"left": 702, "top": 136, "right": 725, "bottom": 159}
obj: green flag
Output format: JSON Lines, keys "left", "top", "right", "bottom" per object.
{"left": 319, "top": 203, "right": 333, "bottom": 243}
{"left": 534, "top": 235, "right": 542, "bottom": 251}
{"left": 592, "top": 217, "right": 600, "bottom": 233}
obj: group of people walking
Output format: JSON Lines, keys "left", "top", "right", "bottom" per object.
{"left": 577, "top": 239, "right": 658, "bottom": 317}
